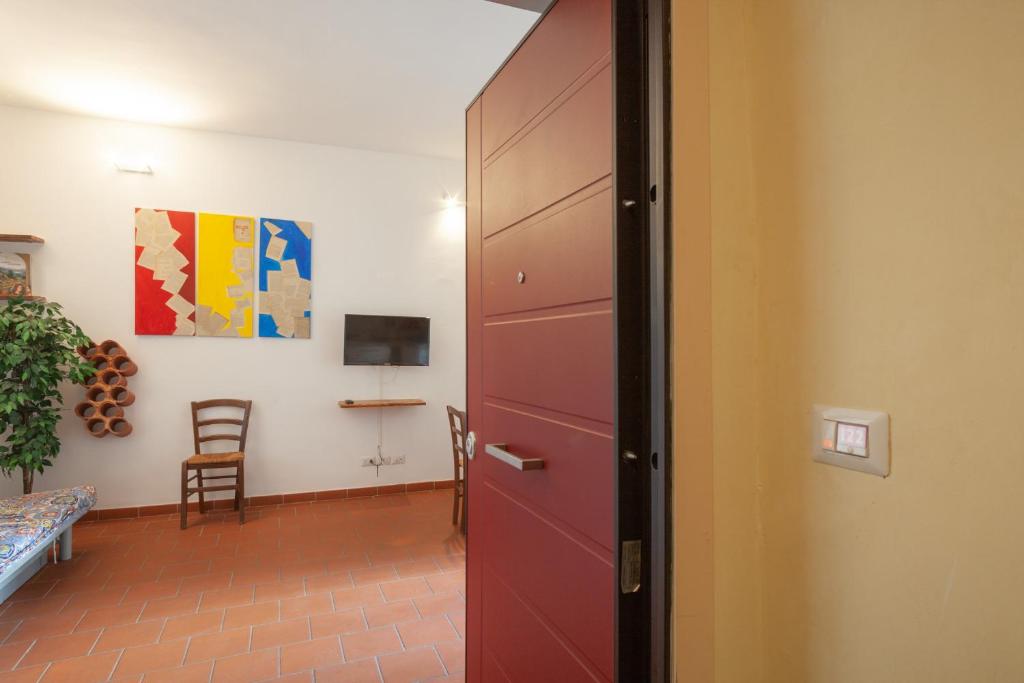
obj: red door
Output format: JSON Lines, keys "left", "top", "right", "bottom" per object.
{"left": 466, "top": 1, "right": 614, "bottom": 680}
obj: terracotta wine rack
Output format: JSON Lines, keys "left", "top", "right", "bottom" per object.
{"left": 74, "top": 339, "right": 136, "bottom": 438}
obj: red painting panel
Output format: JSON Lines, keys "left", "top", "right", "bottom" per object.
{"left": 134, "top": 208, "right": 196, "bottom": 335}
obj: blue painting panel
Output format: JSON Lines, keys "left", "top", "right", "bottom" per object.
{"left": 258, "top": 218, "right": 312, "bottom": 338}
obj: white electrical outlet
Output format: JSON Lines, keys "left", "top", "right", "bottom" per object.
{"left": 362, "top": 455, "right": 405, "bottom": 467}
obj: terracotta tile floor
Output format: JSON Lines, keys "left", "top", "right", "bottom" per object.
{"left": 0, "top": 491, "right": 466, "bottom": 683}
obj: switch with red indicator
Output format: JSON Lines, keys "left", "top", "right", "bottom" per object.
{"left": 821, "top": 420, "right": 837, "bottom": 451}
{"left": 813, "top": 406, "right": 889, "bottom": 477}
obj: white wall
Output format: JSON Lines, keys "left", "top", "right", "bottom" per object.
{"left": 0, "top": 105, "right": 466, "bottom": 508}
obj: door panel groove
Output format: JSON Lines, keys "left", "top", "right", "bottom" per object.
{"left": 482, "top": 176, "right": 611, "bottom": 243}
{"left": 482, "top": 400, "right": 614, "bottom": 548}
{"left": 481, "top": 484, "right": 613, "bottom": 677}
{"left": 482, "top": 53, "right": 611, "bottom": 168}
{"left": 482, "top": 67, "right": 612, "bottom": 234}
{"left": 483, "top": 474, "right": 614, "bottom": 560}
{"left": 480, "top": 0, "right": 611, "bottom": 157}
{"left": 482, "top": 463, "right": 615, "bottom": 555}
{"left": 481, "top": 174, "right": 612, "bottom": 241}
{"left": 481, "top": 394, "right": 613, "bottom": 429}
{"left": 481, "top": 477, "right": 614, "bottom": 559}
{"left": 484, "top": 314, "right": 612, "bottom": 422}
{"left": 482, "top": 296, "right": 614, "bottom": 320}
{"left": 483, "top": 474, "right": 614, "bottom": 558}
{"left": 482, "top": 570, "right": 608, "bottom": 683}
{"left": 483, "top": 187, "right": 611, "bottom": 315}
{"left": 483, "top": 565, "right": 611, "bottom": 682}
{"left": 483, "top": 304, "right": 611, "bottom": 326}
{"left": 481, "top": 649, "right": 513, "bottom": 683}
{"left": 483, "top": 400, "right": 614, "bottom": 438}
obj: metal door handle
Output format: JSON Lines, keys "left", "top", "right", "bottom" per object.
{"left": 485, "top": 443, "right": 544, "bottom": 471}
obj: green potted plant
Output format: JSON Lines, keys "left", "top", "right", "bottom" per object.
{"left": 0, "top": 298, "right": 93, "bottom": 493}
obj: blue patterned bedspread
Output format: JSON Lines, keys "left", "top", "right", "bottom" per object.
{"left": 0, "top": 486, "right": 96, "bottom": 575}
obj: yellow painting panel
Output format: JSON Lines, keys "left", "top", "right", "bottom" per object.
{"left": 196, "top": 213, "right": 254, "bottom": 337}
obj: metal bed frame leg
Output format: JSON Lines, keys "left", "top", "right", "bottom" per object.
{"left": 58, "top": 527, "right": 73, "bottom": 562}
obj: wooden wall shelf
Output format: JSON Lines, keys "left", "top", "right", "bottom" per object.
{"left": 0, "top": 295, "right": 45, "bottom": 302}
{"left": 338, "top": 399, "right": 427, "bottom": 409}
{"left": 0, "top": 234, "right": 44, "bottom": 244}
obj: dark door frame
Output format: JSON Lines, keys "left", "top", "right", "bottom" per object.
{"left": 614, "top": 0, "right": 672, "bottom": 680}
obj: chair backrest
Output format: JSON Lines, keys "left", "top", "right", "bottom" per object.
{"left": 191, "top": 399, "right": 253, "bottom": 454}
{"left": 446, "top": 405, "right": 467, "bottom": 472}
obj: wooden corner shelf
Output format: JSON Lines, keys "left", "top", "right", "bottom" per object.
{"left": 0, "top": 295, "right": 45, "bottom": 302}
{"left": 0, "top": 234, "right": 44, "bottom": 244}
{"left": 338, "top": 399, "right": 427, "bottom": 409}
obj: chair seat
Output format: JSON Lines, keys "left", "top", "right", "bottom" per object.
{"left": 186, "top": 452, "right": 244, "bottom": 466}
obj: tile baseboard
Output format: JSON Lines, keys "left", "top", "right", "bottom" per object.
{"left": 81, "top": 479, "right": 457, "bottom": 521}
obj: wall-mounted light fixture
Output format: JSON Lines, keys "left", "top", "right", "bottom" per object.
{"left": 443, "top": 193, "right": 466, "bottom": 209}
{"left": 441, "top": 192, "right": 466, "bottom": 239}
{"left": 114, "top": 158, "right": 153, "bottom": 174}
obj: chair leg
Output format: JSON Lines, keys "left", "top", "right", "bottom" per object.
{"left": 452, "top": 458, "right": 461, "bottom": 526}
{"left": 452, "top": 485, "right": 459, "bottom": 526}
{"left": 460, "top": 483, "right": 467, "bottom": 536}
{"left": 196, "top": 468, "right": 206, "bottom": 514}
{"left": 180, "top": 462, "right": 188, "bottom": 530}
{"left": 238, "top": 461, "right": 245, "bottom": 525}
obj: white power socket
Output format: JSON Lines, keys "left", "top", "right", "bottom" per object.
{"left": 361, "top": 455, "right": 406, "bottom": 467}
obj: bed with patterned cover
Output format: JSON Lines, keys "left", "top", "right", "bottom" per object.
{"left": 0, "top": 485, "right": 96, "bottom": 602}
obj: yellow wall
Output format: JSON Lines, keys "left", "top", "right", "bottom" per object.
{"left": 673, "top": 1, "right": 1024, "bottom": 681}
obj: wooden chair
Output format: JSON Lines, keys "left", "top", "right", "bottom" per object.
{"left": 180, "top": 399, "right": 252, "bottom": 529}
{"left": 446, "top": 405, "right": 467, "bottom": 534}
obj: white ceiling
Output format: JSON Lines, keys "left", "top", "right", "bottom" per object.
{"left": 0, "top": 0, "right": 538, "bottom": 160}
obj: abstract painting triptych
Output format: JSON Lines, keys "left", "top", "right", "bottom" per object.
{"left": 134, "top": 208, "right": 312, "bottom": 339}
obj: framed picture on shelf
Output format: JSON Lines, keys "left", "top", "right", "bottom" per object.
{"left": 0, "top": 253, "right": 31, "bottom": 297}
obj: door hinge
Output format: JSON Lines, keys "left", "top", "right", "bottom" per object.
{"left": 620, "top": 539, "right": 642, "bottom": 594}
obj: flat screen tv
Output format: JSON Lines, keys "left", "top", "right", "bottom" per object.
{"left": 343, "top": 314, "right": 430, "bottom": 366}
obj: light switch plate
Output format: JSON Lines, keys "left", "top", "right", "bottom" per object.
{"left": 812, "top": 405, "right": 890, "bottom": 477}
